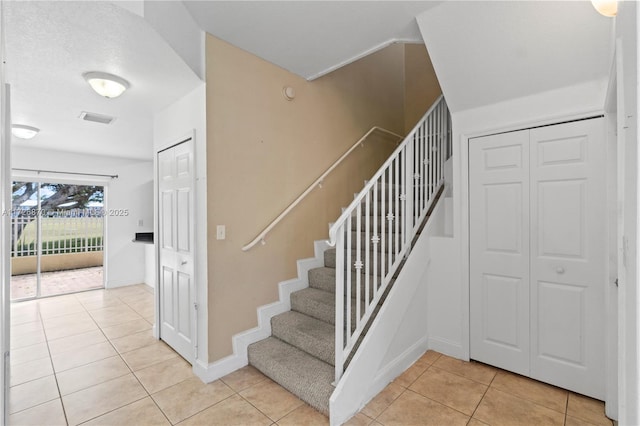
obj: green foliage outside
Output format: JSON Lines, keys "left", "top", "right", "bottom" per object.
{"left": 17, "top": 217, "right": 103, "bottom": 242}
{"left": 13, "top": 218, "right": 104, "bottom": 257}
{"left": 11, "top": 182, "right": 105, "bottom": 258}
{"left": 14, "top": 236, "right": 103, "bottom": 257}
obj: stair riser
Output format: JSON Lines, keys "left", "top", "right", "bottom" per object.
{"left": 291, "top": 291, "right": 335, "bottom": 325}
{"left": 248, "top": 338, "right": 333, "bottom": 416}
{"left": 308, "top": 268, "right": 380, "bottom": 301}
{"left": 271, "top": 313, "right": 335, "bottom": 366}
{"left": 290, "top": 290, "right": 359, "bottom": 331}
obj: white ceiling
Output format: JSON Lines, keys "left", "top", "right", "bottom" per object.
{"left": 4, "top": 1, "right": 615, "bottom": 160}
{"left": 183, "top": 1, "right": 441, "bottom": 80}
{"left": 5, "top": 1, "right": 202, "bottom": 160}
{"left": 416, "top": 1, "right": 614, "bottom": 112}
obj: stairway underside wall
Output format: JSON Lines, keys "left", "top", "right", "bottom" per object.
{"left": 330, "top": 195, "right": 448, "bottom": 425}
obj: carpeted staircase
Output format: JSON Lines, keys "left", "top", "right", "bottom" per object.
{"left": 248, "top": 186, "right": 443, "bottom": 416}
{"left": 247, "top": 246, "right": 339, "bottom": 415}
{"left": 247, "top": 98, "right": 451, "bottom": 420}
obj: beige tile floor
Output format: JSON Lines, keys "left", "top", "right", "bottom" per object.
{"left": 9, "top": 284, "right": 613, "bottom": 426}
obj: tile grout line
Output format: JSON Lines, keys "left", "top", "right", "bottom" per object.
{"left": 171, "top": 393, "right": 238, "bottom": 425}
{"left": 366, "top": 354, "right": 441, "bottom": 423}
{"left": 66, "top": 292, "right": 126, "bottom": 426}
{"left": 85, "top": 286, "right": 184, "bottom": 426}
{"left": 467, "top": 368, "right": 497, "bottom": 423}
{"left": 147, "top": 394, "right": 174, "bottom": 425}
{"left": 9, "top": 286, "right": 164, "bottom": 425}
{"left": 40, "top": 300, "right": 70, "bottom": 426}
{"left": 236, "top": 384, "right": 304, "bottom": 424}
{"left": 431, "top": 358, "right": 497, "bottom": 387}
{"left": 410, "top": 386, "right": 481, "bottom": 420}
{"left": 373, "top": 380, "right": 409, "bottom": 422}
{"left": 54, "top": 290, "right": 146, "bottom": 425}
{"left": 437, "top": 360, "right": 572, "bottom": 421}
{"left": 73, "top": 290, "right": 158, "bottom": 426}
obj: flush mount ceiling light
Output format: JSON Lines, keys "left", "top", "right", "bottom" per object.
{"left": 83, "top": 71, "right": 130, "bottom": 98}
{"left": 11, "top": 124, "right": 40, "bottom": 139}
{"left": 591, "top": 0, "right": 617, "bottom": 17}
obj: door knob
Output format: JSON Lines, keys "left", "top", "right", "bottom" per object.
{"left": 181, "top": 260, "right": 188, "bottom": 265}
{"left": 556, "top": 266, "right": 565, "bottom": 274}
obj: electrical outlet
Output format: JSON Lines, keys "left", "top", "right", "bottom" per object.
{"left": 217, "top": 225, "right": 226, "bottom": 240}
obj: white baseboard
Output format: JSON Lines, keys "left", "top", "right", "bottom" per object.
{"left": 106, "top": 280, "right": 146, "bottom": 289}
{"left": 427, "top": 337, "right": 465, "bottom": 360}
{"left": 193, "top": 239, "right": 330, "bottom": 383}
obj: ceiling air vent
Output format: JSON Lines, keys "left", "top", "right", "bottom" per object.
{"left": 79, "top": 111, "right": 115, "bottom": 125}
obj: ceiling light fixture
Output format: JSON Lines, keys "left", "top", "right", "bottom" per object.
{"left": 591, "top": 0, "right": 617, "bottom": 17}
{"left": 83, "top": 71, "right": 130, "bottom": 98}
{"left": 11, "top": 124, "right": 40, "bottom": 139}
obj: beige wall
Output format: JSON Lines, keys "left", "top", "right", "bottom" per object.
{"left": 205, "top": 35, "right": 441, "bottom": 361}
{"left": 404, "top": 43, "right": 442, "bottom": 133}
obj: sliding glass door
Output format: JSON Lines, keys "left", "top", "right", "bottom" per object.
{"left": 10, "top": 181, "right": 105, "bottom": 300}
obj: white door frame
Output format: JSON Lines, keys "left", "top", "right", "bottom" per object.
{"left": 603, "top": 54, "right": 619, "bottom": 420}
{"left": 1, "top": 2, "right": 9, "bottom": 419}
{"left": 459, "top": 109, "right": 617, "bottom": 409}
{"left": 153, "top": 131, "right": 199, "bottom": 362}
{"left": 1, "top": 83, "right": 11, "bottom": 426}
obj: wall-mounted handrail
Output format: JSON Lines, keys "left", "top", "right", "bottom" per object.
{"left": 242, "top": 126, "right": 403, "bottom": 251}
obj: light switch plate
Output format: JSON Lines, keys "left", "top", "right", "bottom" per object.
{"left": 217, "top": 225, "right": 226, "bottom": 240}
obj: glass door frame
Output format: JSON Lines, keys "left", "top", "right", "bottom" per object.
{"left": 10, "top": 178, "right": 107, "bottom": 302}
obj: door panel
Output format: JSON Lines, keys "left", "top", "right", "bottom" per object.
{"left": 537, "top": 179, "right": 586, "bottom": 258}
{"left": 470, "top": 130, "right": 530, "bottom": 376}
{"left": 161, "top": 266, "right": 175, "bottom": 330}
{"left": 158, "top": 139, "right": 195, "bottom": 364}
{"left": 530, "top": 119, "right": 605, "bottom": 399}
{"left": 177, "top": 271, "right": 191, "bottom": 338}
{"left": 177, "top": 189, "right": 190, "bottom": 253}
{"left": 482, "top": 274, "right": 522, "bottom": 349}
{"left": 161, "top": 191, "right": 174, "bottom": 249}
{"left": 537, "top": 136, "right": 587, "bottom": 166}
{"left": 484, "top": 183, "right": 523, "bottom": 253}
{"left": 537, "top": 281, "right": 585, "bottom": 364}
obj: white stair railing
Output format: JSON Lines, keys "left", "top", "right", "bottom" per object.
{"left": 328, "top": 95, "right": 451, "bottom": 382}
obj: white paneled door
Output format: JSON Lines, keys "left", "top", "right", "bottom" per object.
{"left": 470, "top": 118, "right": 606, "bottom": 399}
{"left": 158, "top": 138, "right": 195, "bottom": 364}
{"left": 470, "top": 129, "right": 530, "bottom": 377}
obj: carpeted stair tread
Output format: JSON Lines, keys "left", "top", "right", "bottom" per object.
{"left": 248, "top": 337, "right": 334, "bottom": 415}
{"left": 291, "top": 288, "right": 336, "bottom": 325}
{"left": 271, "top": 311, "right": 335, "bottom": 366}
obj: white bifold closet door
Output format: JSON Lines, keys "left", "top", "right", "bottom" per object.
{"left": 470, "top": 118, "right": 606, "bottom": 399}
